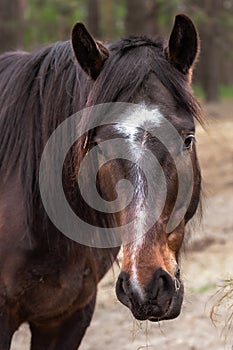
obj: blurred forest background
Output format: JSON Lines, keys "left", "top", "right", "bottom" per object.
{"left": 0, "top": 0, "right": 232, "bottom": 102}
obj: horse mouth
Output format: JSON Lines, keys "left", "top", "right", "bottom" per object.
{"left": 132, "top": 283, "right": 184, "bottom": 322}
{"left": 116, "top": 270, "right": 184, "bottom": 322}
{"left": 147, "top": 298, "right": 176, "bottom": 322}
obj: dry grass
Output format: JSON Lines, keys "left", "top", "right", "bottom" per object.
{"left": 210, "top": 278, "right": 233, "bottom": 342}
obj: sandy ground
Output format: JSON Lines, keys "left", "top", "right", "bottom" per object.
{"left": 11, "top": 100, "right": 233, "bottom": 350}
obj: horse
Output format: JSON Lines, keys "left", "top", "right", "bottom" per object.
{"left": 0, "top": 14, "right": 203, "bottom": 349}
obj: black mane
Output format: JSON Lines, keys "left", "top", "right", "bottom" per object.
{"left": 0, "top": 42, "right": 84, "bottom": 176}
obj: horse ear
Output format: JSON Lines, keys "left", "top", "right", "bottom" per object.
{"left": 166, "top": 14, "right": 200, "bottom": 76}
{"left": 71, "top": 22, "right": 109, "bottom": 80}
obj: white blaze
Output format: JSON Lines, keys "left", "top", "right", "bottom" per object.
{"left": 120, "top": 104, "right": 164, "bottom": 299}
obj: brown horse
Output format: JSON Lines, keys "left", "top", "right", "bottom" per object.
{"left": 0, "top": 14, "right": 202, "bottom": 349}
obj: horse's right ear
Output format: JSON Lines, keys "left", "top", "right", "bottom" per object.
{"left": 71, "top": 22, "right": 109, "bottom": 80}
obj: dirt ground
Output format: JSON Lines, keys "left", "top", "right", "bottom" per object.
{"left": 11, "top": 100, "right": 233, "bottom": 350}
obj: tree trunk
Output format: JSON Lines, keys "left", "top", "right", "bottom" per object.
{"left": 191, "top": 0, "right": 227, "bottom": 102}
{"left": 87, "top": 0, "right": 101, "bottom": 38}
{"left": 145, "top": 0, "right": 161, "bottom": 37}
{"left": 101, "top": 0, "right": 114, "bottom": 40}
{"left": 199, "top": 23, "right": 220, "bottom": 102}
{"left": 0, "top": 0, "right": 24, "bottom": 53}
{"left": 125, "top": 0, "right": 147, "bottom": 36}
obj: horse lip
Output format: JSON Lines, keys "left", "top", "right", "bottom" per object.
{"left": 148, "top": 287, "right": 183, "bottom": 322}
{"left": 147, "top": 299, "right": 173, "bottom": 322}
{"left": 164, "top": 298, "right": 173, "bottom": 315}
{"left": 132, "top": 299, "right": 173, "bottom": 323}
{"left": 148, "top": 316, "right": 161, "bottom": 322}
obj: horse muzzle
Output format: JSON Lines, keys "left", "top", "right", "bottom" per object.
{"left": 116, "top": 268, "right": 184, "bottom": 322}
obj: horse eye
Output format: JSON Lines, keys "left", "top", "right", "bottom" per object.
{"left": 184, "top": 134, "right": 196, "bottom": 150}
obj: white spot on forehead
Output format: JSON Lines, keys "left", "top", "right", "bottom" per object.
{"left": 120, "top": 103, "right": 163, "bottom": 130}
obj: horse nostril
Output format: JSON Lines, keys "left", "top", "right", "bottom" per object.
{"left": 147, "top": 268, "right": 175, "bottom": 300}
{"left": 121, "top": 277, "right": 129, "bottom": 295}
{"left": 116, "top": 272, "right": 131, "bottom": 308}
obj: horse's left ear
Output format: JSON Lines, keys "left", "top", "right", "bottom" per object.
{"left": 166, "top": 14, "right": 200, "bottom": 77}
{"left": 71, "top": 22, "right": 109, "bottom": 80}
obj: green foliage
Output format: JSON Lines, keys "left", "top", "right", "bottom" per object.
{"left": 193, "top": 84, "right": 233, "bottom": 100}
{"left": 23, "top": 0, "right": 86, "bottom": 49}
{"left": 220, "top": 85, "right": 233, "bottom": 99}
{"left": 193, "top": 84, "right": 205, "bottom": 99}
{"left": 113, "top": 0, "right": 126, "bottom": 37}
{"left": 157, "top": 0, "right": 181, "bottom": 31}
